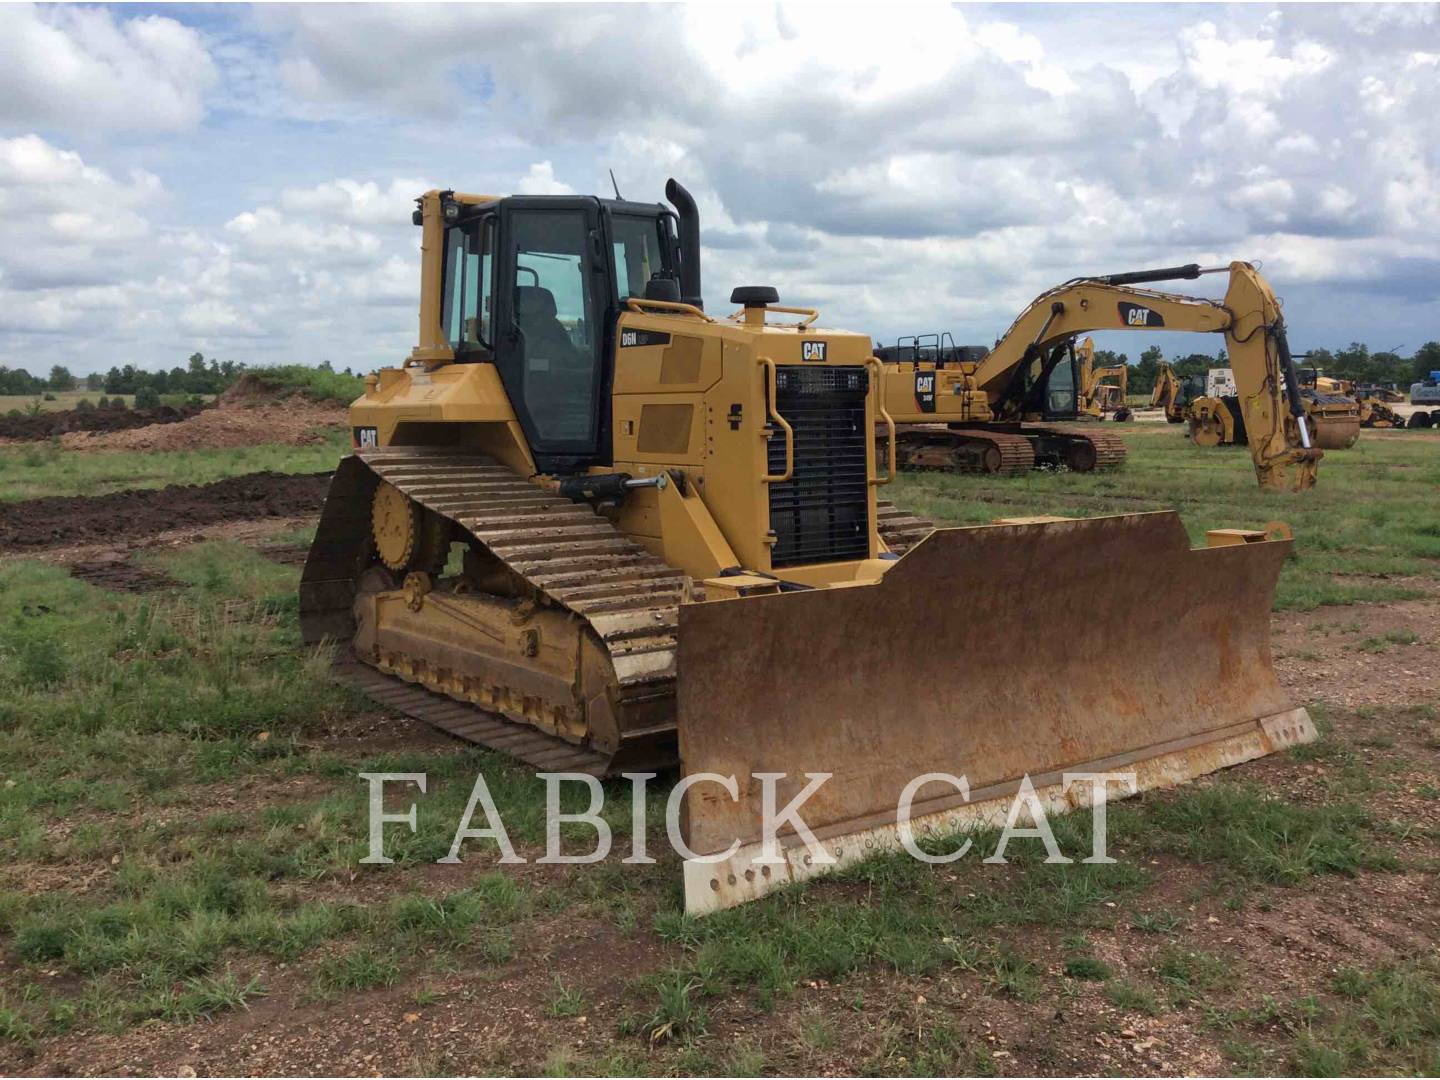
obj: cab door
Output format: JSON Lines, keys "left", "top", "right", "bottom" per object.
{"left": 494, "top": 198, "right": 612, "bottom": 472}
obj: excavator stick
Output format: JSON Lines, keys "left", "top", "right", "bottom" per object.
{"left": 677, "top": 512, "right": 1314, "bottom": 914}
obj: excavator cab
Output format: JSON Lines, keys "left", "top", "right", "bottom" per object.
{"left": 1039, "top": 343, "right": 1081, "bottom": 419}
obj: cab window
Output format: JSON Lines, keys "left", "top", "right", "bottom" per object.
{"left": 441, "top": 218, "right": 494, "bottom": 350}
{"left": 611, "top": 214, "right": 665, "bottom": 300}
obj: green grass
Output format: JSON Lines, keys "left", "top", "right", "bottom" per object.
{"left": 0, "top": 549, "right": 557, "bottom": 1042}
{"left": 1110, "top": 781, "right": 1400, "bottom": 885}
{"left": 1288, "top": 961, "right": 1440, "bottom": 1075}
{"left": 1357, "top": 628, "right": 1420, "bottom": 653}
{"left": 1, "top": 420, "right": 1435, "bottom": 1069}
{"left": 893, "top": 424, "right": 1440, "bottom": 611}
{"left": 0, "top": 430, "right": 348, "bottom": 501}
{"left": 1063, "top": 954, "right": 1112, "bottom": 981}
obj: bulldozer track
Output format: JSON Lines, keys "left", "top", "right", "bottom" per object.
{"left": 334, "top": 658, "right": 614, "bottom": 775}
{"left": 301, "top": 447, "right": 680, "bottom": 774}
{"left": 892, "top": 425, "right": 1036, "bottom": 475}
{"left": 874, "top": 500, "right": 937, "bottom": 555}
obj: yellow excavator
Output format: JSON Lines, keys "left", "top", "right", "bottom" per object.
{"left": 874, "top": 263, "right": 1324, "bottom": 482}
{"left": 300, "top": 181, "right": 1317, "bottom": 913}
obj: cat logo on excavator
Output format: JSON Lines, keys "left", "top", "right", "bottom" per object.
{"left": 300, "top": 181, "right": 1318, "bottom": 913}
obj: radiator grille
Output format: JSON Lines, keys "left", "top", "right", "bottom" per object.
{"left": 767, "top": 365, "right": 870, "bottom": 567}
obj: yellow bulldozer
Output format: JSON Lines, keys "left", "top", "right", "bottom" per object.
{"left": 301, "top": 181, "right": 1317, "bottom": 913}
{"left": 872, "top": 263, "right": 1327, "bottom": 479}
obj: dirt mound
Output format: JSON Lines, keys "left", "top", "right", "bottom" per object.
{"left": 0, "top": 471, "right": 331, "bottom": 553}
{"left": 0, "top": 404, "right": 204, "bottom": 441}
{"left": 57, "top": 401, "right": 346, "bottom": 453}
{"left": 217, "top": 372, "right": 292, "bottom": 406}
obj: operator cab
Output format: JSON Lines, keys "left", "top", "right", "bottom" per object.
{"left": 430, "top": 190, "right": 689, "bottom": 472}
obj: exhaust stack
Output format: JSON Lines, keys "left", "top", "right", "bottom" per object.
{"left": 666, "top": 178, "right": 703, "bottom": 310}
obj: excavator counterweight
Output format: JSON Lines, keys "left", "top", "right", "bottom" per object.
{"left": 301, "top": 182, "right": 1317, "bottom": 913}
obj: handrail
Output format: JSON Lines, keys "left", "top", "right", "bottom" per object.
{"left": 624, "top": 297, "right": 714, "bottom": 321}
{"left": 727, "top": 305, "right": 821, "bottom": 329}
{"left": 867, "top": 357, "right": 896, "bottom": 485}
{"left": 758, "top": 357, "right": 794, "bottom": 483}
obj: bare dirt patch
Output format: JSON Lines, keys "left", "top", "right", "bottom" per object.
{"left": 56, "top": 401, "right": 344, "bottom": 453}
{"left": 0, "top": 404, "right": 205, "bottom": 442}
{"left": 66, "top": 551, "right": 181, "bottom": 593}
{"left": 1273, "top": 593, "right": 1440, "bottom": 711}
{"left": 0, "top": 472, "right": 330, "bottom": 554}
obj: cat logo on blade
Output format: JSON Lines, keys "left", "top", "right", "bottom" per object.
{"left": 354, "top": 426, "right": 379, "bottom": 449}
{"left": 802, "top": 340, "right": 828, "bottom": 362}
{"left": 914, "top": 371, "right": 937, "bottom": 413}
{"left": 620, "top": 329, "right": 672, "bottom": 348}
{"left": 1119, "top": 302, "right": 1164, "bottom": 328}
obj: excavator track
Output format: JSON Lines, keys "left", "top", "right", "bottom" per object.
{"left": 892, "top": 424, "right": 1036, "bottom": 475}
{"left": 300, "top": 447, "right": 680, "bottom": 775}
{"left": 890, "top": 423, "right": 1126, "bottom": 476}
{"left": 874, "top": 499, "right": 937, "bottom": 555}
{"left": 1019, "top": 424, "right": 1129, "bottom": 472}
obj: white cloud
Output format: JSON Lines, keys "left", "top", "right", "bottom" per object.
{"left": 0, "top": 4, "right": 217, "bottom": 133}
{"left": 515, "top": 161, "right": 574, "bottom": 196}
{"left": 1, "top": 4, "right": 1438, "bottom": 372}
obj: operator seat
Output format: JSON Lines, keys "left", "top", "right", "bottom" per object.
{"left": 516, "top": 286, "right": 579, "bottom": 366}
{"left": 515, "top": 283, "right": 591, "bottom": 441}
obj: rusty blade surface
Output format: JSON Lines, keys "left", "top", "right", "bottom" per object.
{"left": 677, "top": 511, "right": 1298, "bottom": 862}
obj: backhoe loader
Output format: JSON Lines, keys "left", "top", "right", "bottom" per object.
{"left": 876, "top": 264, "right": 1326, "bottom": 485}
{"left": 1150, "top": 361, "right": 1193, "bottom": 423}
{"left": 1184, "top": 364, "right": 1361, "bottom": 450}
{"left": 1076, "top": 338, "right": 1131, "bottom": 421}
{"left": 301, "top": 182, "right": 1317, "bottom": 913}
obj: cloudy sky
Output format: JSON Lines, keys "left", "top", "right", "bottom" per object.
{"left": 1, "top": 2, "right": 1437, "bottom": 375}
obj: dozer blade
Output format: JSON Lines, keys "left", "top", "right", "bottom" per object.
{"left": 676, "top": 511, "right": 1314, "bottom": 914}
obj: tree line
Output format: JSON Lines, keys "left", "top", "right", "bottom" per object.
{"left": 1094, "top": 341, "right": 1440, "bottom": 397}
{"left": 3, "top": 342, "right": 1436, "bottom": 404}
{"left": 0, "top": 354, "right": 356, "bottom": 401}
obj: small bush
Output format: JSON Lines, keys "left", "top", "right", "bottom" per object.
{"left": 134, "top": 386, "right": 161, "bottom": 410}
{"left": 235, "top": 366, "right": 364, "bottom": 406}
{"left": 75, "top": 398, "right": 95, "bottom": 413}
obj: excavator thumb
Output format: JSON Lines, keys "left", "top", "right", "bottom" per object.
{"left": 676, "top": 512, "right": 1314, "bottom": 914}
